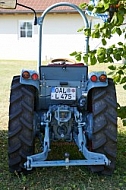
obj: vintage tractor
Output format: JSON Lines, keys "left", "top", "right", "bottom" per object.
{"left": 0, "top": 1, "right": 117, "bottom": 175}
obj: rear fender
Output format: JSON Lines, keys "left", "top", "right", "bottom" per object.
{"left": 20, "top": 70, "right": 39, "bottom": 90}
{"left": 87, "top": 71, "right": 108, "bottom": 91}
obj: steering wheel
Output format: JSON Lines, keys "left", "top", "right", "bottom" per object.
{"left": 51, "top": 58, "right": 76, "bottom": 64}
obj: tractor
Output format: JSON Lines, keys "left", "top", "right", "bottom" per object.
{"left": 0, "top": 0, "right": 117, "bottom": 175}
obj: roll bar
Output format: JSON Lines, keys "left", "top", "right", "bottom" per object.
{"left": 37, "top": 2, "right": 89, "bottom": 68}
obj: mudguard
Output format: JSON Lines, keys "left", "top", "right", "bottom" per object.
{"left": 87, "top": 71, "right": 108, "bottom": 91}
{"left": 20, "top": 69, "right": 39, "bottom": 90}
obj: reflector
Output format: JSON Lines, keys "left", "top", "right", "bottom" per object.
{"left": 99, "top": 74, "right": 107, "bottom": 82}
{"left": 90, "top": 75, "right": 97, "bottom": 82}
{"left": 31, "top": 73, "right": 39, "bottom": 80}
{"left": 22, "top": 71, "right": 30, "bottom": 79}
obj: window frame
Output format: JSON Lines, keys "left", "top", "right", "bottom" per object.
{"left": 19, "top": 20, "right": 33, "bottom": 39}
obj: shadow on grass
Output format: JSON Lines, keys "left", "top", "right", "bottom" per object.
{"left": 0, "top": 129, "right": 126, "bottom": 190}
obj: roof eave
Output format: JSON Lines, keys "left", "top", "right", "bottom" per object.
{"left": 0, "top": 9, "right": 81, "bottom": 14}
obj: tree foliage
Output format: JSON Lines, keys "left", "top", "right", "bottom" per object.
{"left": 70, "top": 0, "right": 126, "bottom": 125}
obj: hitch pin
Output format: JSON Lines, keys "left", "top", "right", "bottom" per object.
{"left": 65, "top": 152, "right": 70, "bottom": 169}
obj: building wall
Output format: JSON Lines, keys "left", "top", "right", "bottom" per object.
{"left": 0, "top": 14, "right": 38, "bottom": 60}
{"left": 0, "top": 13, "right": 125, "bottom": 61}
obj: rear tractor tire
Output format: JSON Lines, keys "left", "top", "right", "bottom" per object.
{"left": 90, "top": 79, "right": 117, "bottom": 175}
{"left": 8, "top": 76, "right": 36, "bottom": 173}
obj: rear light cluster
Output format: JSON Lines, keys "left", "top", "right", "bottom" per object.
{"left": 90, "top": 74, "right": 107, "bottom": 82}
{"left": 22, "top": 71, "right": 39, "bottom": 80}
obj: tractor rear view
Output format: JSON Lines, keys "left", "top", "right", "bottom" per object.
{"left": 1, "top": 1, "right": 117, "bottom": 175}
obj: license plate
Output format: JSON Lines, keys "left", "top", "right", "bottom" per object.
{"left": 51, "top": 87, "right": 76, "bottom": 100}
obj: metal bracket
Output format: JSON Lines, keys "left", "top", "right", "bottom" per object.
{"left": 24, "top": 158, "right": 109, "bottom": 170}
{"left": 24, "top": 106, "right": 110, "bottom": 170}
{"left": 73, "top": 111, "right": 110, "bottom": 166}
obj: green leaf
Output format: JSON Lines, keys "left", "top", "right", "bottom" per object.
{"left": 79, "top": 3, "right": 87, "bottom": 10}
{"left": 83, "top": 54, "right": 88, "bottom": 64}
{"left": 91, "top": 30, "right": 100, "bottom": 38}
{"left": 121, "top": 64, "right": 126, "bottom": 70}
{"left": 77, "top": 27, "right": 84, "bottom": 32}
{"left": 70, "top": 51, "right": 77, "bottom": 56}
{"left": 87, "top": 4, "right": 94, "bottom": 11}
{"left": 107, "top": 56, "right": 114, "bottom": 63}
{"left": 123, "top": 84, "right": 126, "bottom": 90}
{"left": 97, "top": 55, "right": 105, "bottom": 63}
{"left": 101, "top": 28, "right": 107, "bottom": 35}
{"left": 118, "top": 47, "right": 123, "bottom": 53}
{"left": 108, "top": 65, "right": 116, "bottom": 70}
{"left": 75, "top": 53, "right": 81, "bottom": 61}
{"left": 110, "top": 44, "right": 116, "bottom": 48}
{"left": 120, "top": 76, "right": 126, "bottom": 84}
{"left": 102, "top": 38, "right": 107, "bottom": 45}
{"left": 117, "top": 11, "right": 124, "bottom": 25}
{"left": 94, "top": 23, "right": 100, "bottom": 29}
{"left": 90, "top": 55, "right": 97, "bottom": 65}
{"left": 111, "top": 27, "right": 117, "bottom": 34}
{"left": 93, "top": 2, "right": 106, "bottom": 13}
{"left": 113, "top": 74, "right": 121, "bottom": 83}
{"left": 84, "top": 28, "right": 91, "bottom": 36}
{"left": 118, "top": 42, "right": 123, "bottom": 46}
{"left": 117, "top": 106, "right": 126, "bottom": 119}
{"left": 116, "top": 28, "right": 122, "bottom": 36}
{"left": 108, "top": 71, "right": 115, "bottom": 75}
{"left": 104, "top": 3, "right": 109, "bottom": 10}
{"left": 97, "top": 47, "right": 106, "bottom": 55}
{"left": 123, "top": 119, "right": 126, "bottom": 126}
{"left": 113, "top": 53, "right": 121, "bottom": 61}
{"left": 90, "top": 49, "right": 97, "bottom": 54}
{"left": 107, "top": 48, "right": 113, "bottom": 55}
{"left": 117, "top": 70, "right": 124, "bottom": 75}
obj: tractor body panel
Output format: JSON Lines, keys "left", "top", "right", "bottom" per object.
{"left": 20, "top": 65, "right": 108, "bottom": 111}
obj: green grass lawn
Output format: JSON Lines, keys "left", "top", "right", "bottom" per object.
{"left": 0, "top": 60, "right": 126, "bottom": 190}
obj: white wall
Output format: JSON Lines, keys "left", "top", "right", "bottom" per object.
{"left": 0, "top": 13, "right": 125, "bottom": 61}
{"left": 0, "top": 14, "right": 38, "bottom": 60}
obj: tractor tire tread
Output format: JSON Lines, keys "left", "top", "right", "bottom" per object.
{"left": 8, "top": 76, "right": 35, "bottom": 173}
{"left": 90, "top": 79, "right": 117, "bottom": 175}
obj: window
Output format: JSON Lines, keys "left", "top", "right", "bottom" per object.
{"left": 19, "top": 21, "right": 33, "bottom": 38}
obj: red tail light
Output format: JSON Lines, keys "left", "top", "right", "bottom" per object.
{"left": 90, "top": 75, "right": 97, "bottom": 82}
{"left": 99, "top": 74, "right": 107, "bottom": 82}
{"left": 31, "top": 73, "right": 39, "bottom": 80}
{"left": 22, "top": 71, "right": 30, "bottom": 79}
